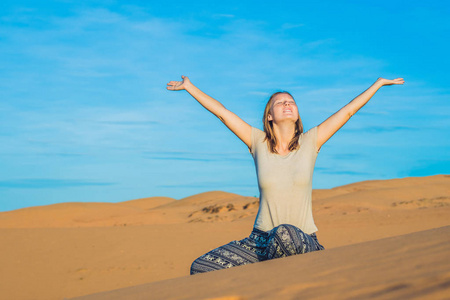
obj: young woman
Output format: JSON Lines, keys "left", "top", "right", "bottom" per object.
{"left": 166, "top": 75, "right": 404, "bottom": 274}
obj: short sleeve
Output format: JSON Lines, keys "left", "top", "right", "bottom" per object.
{"left": 305, "top": 126, "right": 321, "bottom": 154}
{"left": 250, "top": 127, "right": 265, "bottom": 157}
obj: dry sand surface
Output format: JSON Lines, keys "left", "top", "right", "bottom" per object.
{"left": 72, "top": 226, "right": 450, "bottom": 300}
{"left": 0, "top": 175, "right": 449, "bottom": 299}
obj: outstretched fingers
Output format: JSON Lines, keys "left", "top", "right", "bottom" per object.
{"left": 166, "top": 81, "right": 180, "bottom": 90}
{"left": 391, "top": 78, "right": 405, "bottom": 85}
{"left": 379, "top": 77, "right": 405, "bottom": 86}
{"left": 166, "top": 75, "right": 188, "bottom": 91}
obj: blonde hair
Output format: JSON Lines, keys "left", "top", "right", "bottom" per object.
{"left": 262, "top": 91, "right": 304, "bottom": 154}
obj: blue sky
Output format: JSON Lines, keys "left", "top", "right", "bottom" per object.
{"left": 0, "top": 1, "right": 449, "bottom": 211}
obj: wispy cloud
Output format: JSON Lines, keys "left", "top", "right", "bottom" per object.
{"left": 212, "top": 14, "right": 235, "bottom": 19}
{"left": 281, "top": 23, "right": 305, "bottom": 30}
{"left": 0, "top": 179, "right": 114, "bottom": 189}
{"left": 318, "top": 170, "right": 371, "bottom": 176}
{"left": 344, "top": 126, "right": 417, "bottom": 133}
{"left": 142, "top": 151, "right": 250, "bottom": 162}
{"left": 158, "top": 182, "right": 255, "bottom": 189}
{"left": 406, "top": 159, "right": 450, "bottom": 177}
{"left": 97, "top": 121, "right": 159, "bottom": 126}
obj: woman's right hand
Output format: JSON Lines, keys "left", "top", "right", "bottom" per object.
{"left": 166, "top": 75, "right": 191, "bottom": 91}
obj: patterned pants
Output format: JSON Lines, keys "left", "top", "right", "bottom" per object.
{"left": 190, "top": 224, "right": 325, "bottom": 275}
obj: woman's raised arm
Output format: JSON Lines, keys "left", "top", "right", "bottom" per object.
{"left": 316, "top": 77, "right": 404, "bottom": 151}
{"left": 167, "top": 76, "right": 252, "bottom": 149}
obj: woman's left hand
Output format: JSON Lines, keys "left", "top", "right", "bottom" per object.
{"left": 377, "top": 77, "right": 405, "bottom": 86}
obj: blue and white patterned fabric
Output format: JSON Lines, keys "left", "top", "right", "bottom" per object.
{"left": 190, "top": 224, "right": 324, "bottom": 275}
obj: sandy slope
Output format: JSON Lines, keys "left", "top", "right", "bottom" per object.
{"left": 0, "top": 175, "right": 448, "bottom": 300}
{"left": 72, "top": 226, "right": 450, "bottom": 300}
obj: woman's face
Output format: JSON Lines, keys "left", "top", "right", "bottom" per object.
{"left": 268, "top": 93, "right": 299, "bottom": 123}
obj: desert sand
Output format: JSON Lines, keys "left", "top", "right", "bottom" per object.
{"left": 72, "top": 226, "right": 450, "bottom": 300}
{"left": 0, "top": 175, "right": 449, "bottom": 299}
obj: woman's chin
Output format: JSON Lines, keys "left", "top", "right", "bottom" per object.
{"left": 275, "top": 118, "right": 298, "bottom": 124}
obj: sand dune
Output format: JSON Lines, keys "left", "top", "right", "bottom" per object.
{"left": 0, "top": 175, "right": 449, "bottom": 299}
{"left": 72, "top": 225, "right": 450, "bottom": 300}
{"left": 1, "top": 175, "right": 448, "bottom": 229}
{"left": 0, "top": 191, "right": 259, "bottom": 228}
{"left": 121, "top": 196, "right": 176, "bottom": 210}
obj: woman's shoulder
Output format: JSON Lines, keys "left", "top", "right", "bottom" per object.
{"left": 251, "top": 126, "right": 266, "bottom": 143}
{"left": 303, "top": 126, "right": 318, "bottom": 137}
{"left": 301, "top": 126, "right": 320, "bottom": 153}
{"left": 250, "top": 127, "right": 266, "bottom": 155}
{"left": 252, "top": 126, "right": 265, "bottom": 136}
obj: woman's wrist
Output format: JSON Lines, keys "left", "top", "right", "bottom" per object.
{"left": 374, "top": 78, "right": 387, "bottom": 88}
{"left": 376, "top": 77, "right": 395, "bottom": 87}
{"left": 184, "top": 79, "right": 194, "bottom": 92}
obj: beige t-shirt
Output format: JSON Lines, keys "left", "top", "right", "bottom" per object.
{"left": 250, "top": 126, "right": 320, "bottom": 234}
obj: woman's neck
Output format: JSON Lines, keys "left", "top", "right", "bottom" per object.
{"left": 272, "top": 123, "right": 296, "bottom": 153}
